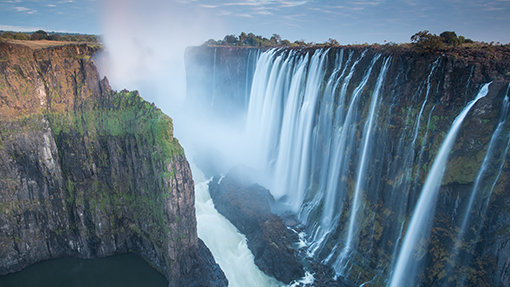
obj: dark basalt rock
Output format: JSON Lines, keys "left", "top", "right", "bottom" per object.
{"left": 209, "top": 166, "right": 305, "bottom": 284}
{"left": 0, "top": 43, "right": 226, "bottom": 287}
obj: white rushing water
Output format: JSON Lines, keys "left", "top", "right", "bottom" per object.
{"left": 194, "top": 172, "right": 284, "bottom": 287}
{"left": 389, "top": 82, "right": 492, "bottom": 287}
{"left": 189, "top": 46, "right": 507, "bottom": 286}
{"left": 448, "top": 84, "right": 510, "bottom": 283}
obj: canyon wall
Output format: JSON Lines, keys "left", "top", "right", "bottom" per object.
{"left": 185, "top": 44, "right": 510, "bottom": 286}
{"left": 0, "top": 42, "right": 227, "bottom": 286}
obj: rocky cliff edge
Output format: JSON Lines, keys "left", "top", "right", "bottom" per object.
{"left": 0, "top": 42, "right": 227, "bottom": 286}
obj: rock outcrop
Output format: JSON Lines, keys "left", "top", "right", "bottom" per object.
{"left": 208, "top": 166, "right": 304, "bottom": 284}
{"left": 0, "top": 42, "right": 227, "bottom": 286}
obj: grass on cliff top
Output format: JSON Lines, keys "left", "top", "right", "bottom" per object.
{"left": 1, "top": 38, "right": 102, "bottom": 50}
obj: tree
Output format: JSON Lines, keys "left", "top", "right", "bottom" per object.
{"left": 31, "top": 30, "right": 48, "bottom": 40}
{"left": 239, "top": 32, "right": 248, "bottom": 46}
{"left": 14, "top": 32, "right": 29, "bottom": 40}
{"left": 1, "top": 31, "right": 14, "bottom": 39}
{"left": 411, "top": 30, "right": 444, "bottom": 53}
{"left": 458, "top": 35, "right": 473, "bottom": 44}
{"left": 294, "top": 40, "right": 307, "bottom": 47}
{"left": 440, "top": 31, "right": 460, "bottom": 46}
{"left": 326, "top": 38, "right": 339, "bottom": 46}
{"left": 48, "top": 33, "right": 61, "bottom": 41}
{"left": 224, "top": 34, "right": 238, "bottom": 45}
{"left": 270, "top": 33, "right": 281, "bottom": 46}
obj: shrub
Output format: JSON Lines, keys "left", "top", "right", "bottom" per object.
{"left": 411, "top": 30, "right": 444, "bottom": 53}
{"left": 14, "top": 32, "right": 29, "bottom": 40}
{"left": 31, "top": 30, "right": 48, "bottom": 40}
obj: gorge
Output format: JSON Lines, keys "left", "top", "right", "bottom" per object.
{"left": 1, "top": 38, "right": 510, "bottom": 287}
{"left": 184, "top": 45, "right": 510, "bottom": 286}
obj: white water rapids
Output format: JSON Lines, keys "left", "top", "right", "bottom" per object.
{"left": 194, "top": 172, "right": 284, "bottom": 287}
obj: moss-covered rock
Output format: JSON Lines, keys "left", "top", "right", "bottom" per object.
{"left": 0, "top": 42, "right": 227, "bottom": 286}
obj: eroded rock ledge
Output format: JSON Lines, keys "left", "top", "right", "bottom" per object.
{"left": 209, "top": 166, "right": 304, "bottom": 284}
{"left": 0, "top": 42, "right": 227, "bottom": 286}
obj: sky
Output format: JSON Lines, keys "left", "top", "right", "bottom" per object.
{"left": 1, "top": 0, "right": 509, "bottom": 45}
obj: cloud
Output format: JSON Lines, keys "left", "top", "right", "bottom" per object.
{"left": 279, "top": 1, "right": 308, "bottom": 8}
{"left": 218, "top": 10, "right": 233, "bottom": 15}
{"left": 223, "top": 2, "right": 262, "bottom": 6}
{"left": 282, "top": 13, "right": 306, "bottom": 20}
{"left": 12, "top": 5, "right": 38, "bottom": 14}
{"left": 255, "top": 10, "right": 273, "bottom": 15}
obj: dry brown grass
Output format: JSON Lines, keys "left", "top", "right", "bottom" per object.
{"left": 2, "top": 39, "right": 102, "bottom": 50}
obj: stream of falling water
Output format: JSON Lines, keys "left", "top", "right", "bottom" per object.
{"left": 389, "top": 82, "right": 492, "bottom": 287}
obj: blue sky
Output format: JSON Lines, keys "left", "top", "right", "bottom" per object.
{"left": 1, "top": 0, "right": 509, "bottom": 44}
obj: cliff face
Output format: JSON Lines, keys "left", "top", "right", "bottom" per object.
{"left": 0, "top": 42, "right": 227, "bottom": 286}
{"left": 185, "top": 45, "right": 510, "bottom": 286}
{"left": 184, "top": 46, "right": 260, "bottom": 121}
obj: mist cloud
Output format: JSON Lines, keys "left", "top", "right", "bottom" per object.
{"left": 100, "top": 0, "right": 248, "bottom": 177}
{"left": 100, "top": 0, "right": 225, "bottom": 110}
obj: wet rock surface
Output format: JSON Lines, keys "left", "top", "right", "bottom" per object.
{"left": 0, "top": 42, "right": 226, "bottom": 286}
{"left": 209, "top": 166, "right": 304, "bottom": 284}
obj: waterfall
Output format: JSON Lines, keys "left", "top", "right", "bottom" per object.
{"left": 314, "top": 49, "right": 359, "bottom": 235}
{"left": 308, "top": 49, "right": 350, "bottom": 255}
{"left": 336, "top": 56, "right": 391, "bottom": 273}
{"left": 322, "top": 52, "right": 381, "bottom": 269}
{"left": 389, "top": 82, "right": 492, "bottom": 287}
{"left": 448, "top": 84, "right": 510, "bottom": 283}
{"left": 211, "top": 47, "right": 217, "bottom": 107}
{"left": 273, "top": 49, "right": 328, "bottom": 211}
{"left": 188, "top": 45, "right": 510, "bottom": 286}
{"left": 411, "top": 58, "right": 440, "bottom": 149}
{"left": 246, "top": 48, "right": 330, "bottom": 211}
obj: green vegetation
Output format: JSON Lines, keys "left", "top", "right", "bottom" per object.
{"left": 203, "top": 31, "right": 339, "bottom": 48}
{"left": 411, "top": 30, "right": 445, "bottom": 53}
{"left": 439, "top": 31, "right": 473, "bottom": 46}
{"left": 45, "top": 88, "right": 184, "bottom": 255}
{"left": 411, "top": 30, "right": 475, "bottom": 53}
{"left": 47, "top": 89, "right": 183, "bottom": 160}
{"left": 0, "top": 29, "right": 100, "bottom": 43}
{"left": 203, "top": 30, "right": 506, "bottom": 53}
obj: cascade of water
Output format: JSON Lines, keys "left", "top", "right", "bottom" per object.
{"left": 316, "top": 52, "right": 388, "bottom": 271}
{"left": 411, "top": 58, "right": 440, "bottom": 148}
{"left": 245, "top": 49, "right": 261, "bottom": 111}
{"left": 417, "top": 103, "right": 438, "bottom": 167}
{"left": 245, "top": 49, "right": 281, "bottom": 171}
{"left": 386, "top": 61, "right": 441, "bottom": 274}
{"left": 305, "top": 51, "right": 366, "bottom": 259}
{"left": 335, "top": 55, "right": 390, "bottom": 273}
{"left": 389, "top": 82, "right": 492, "bottom": 287}
{"left": 307, "top": 49, "right": 350, "bottom": 254}
{"left": 316, "top": 51, "right": 365, "bottom": 232}
{"left": 447, "top": 84, "right": 510, "bottom": 283}
{"left": 272, "top": 49, "right": 329, "bottom": 211}
{"left": 212, "top": 47, "right": 217, "bottom": 107}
